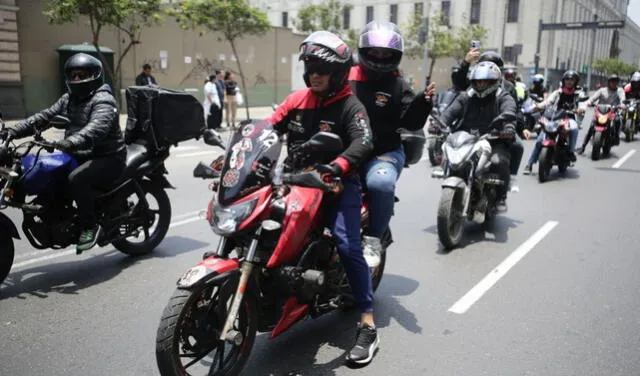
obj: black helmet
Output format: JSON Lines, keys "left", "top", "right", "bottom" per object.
{"left": 503, "top": 67, "right": 517, "bottom": 81}
{"left": 357, "top": 21, "right": 404, "bottom": 74}
{"left": 630, "top": 71, "right": 640, "bottom": 91}
{"left": 299, "top": 31, "right": 352, "bottom": 96}
{"left": 64, "top": 53, "right": 103, "bottom": 97}
{"left": 451, "top": 65, "right": 460, "bottom": 84}
{"left": 562, "top": 70, "right": 580, "bottom": 85}
{"left": 478, "top": 51, "right": 504, "bottom": 69}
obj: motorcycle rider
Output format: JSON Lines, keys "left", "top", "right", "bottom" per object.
{"left": 348, "top": 20, "right": 434, "bottom": 268}
{"left": 504, "top": 68, "right": 526, "bottom": 105}
{"left": 451, "top": 49, "right": 526, "bottom": 190}
{"left": 523, "top": 70, "right": 582, "bottom": 174}
{"left": 577, "top": 74, "right": 626, "bottom": 153}
{"left": 624, "top": 71, "right": 640, "bottom": 99}
{"left": 528, "top": 74, "right": 548, "bottom": 100}
{"left": 440, "top": 61, "right": 517, "bottom": 211}
{"left": 1, "top": 53, "right": 125, "bottom": 253}
{"left": 268, "top": 31, "right": 379, "bottom": 365}
{"left": 434, "top": 65, "right": 464, "bottom": 113}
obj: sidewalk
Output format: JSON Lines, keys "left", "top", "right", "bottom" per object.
{"left": 4, "top": 106, "right": 276, "bottom": 131}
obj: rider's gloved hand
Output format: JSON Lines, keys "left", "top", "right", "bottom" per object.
{"left": 500, "top": 124, "right": 517, "bottom": 138}
{"left": 0, "top": 128, "right": 16, "bottom": 142}
{"left": 316, "top": 162, "right": 343, "bottom": 177}
{"left": 54, "top": 139, "right": 73, "bottom": 152}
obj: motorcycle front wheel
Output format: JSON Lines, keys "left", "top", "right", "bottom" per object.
{"left": 591, "top": 131, "right": 603, "bottom": 161}
{"left": 538, "top": 147, "right": 553, "bottom": 183}
{"left": 0, "top": 231, "right": 14, "bottom": 285}
{"left": 437, "top": 187, "right": 465, "bottom": 249}
{"left": 156, "top": 275, "right": 258, "bottom": 376}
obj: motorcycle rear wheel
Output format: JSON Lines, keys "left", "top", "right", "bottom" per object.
{"left": 437, "top": 187, "right": 464, "bottom": 249}
{"left": 112, "top": 181, "right": 171, "bottom": 256}
{"left": 156, "top": 276, "right": 258, "bottom": 376}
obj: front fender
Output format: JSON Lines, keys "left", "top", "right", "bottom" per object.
{"left": 441, "top": 176, "right": 467, "bottom": 189}
{"left": 0, "top": 211, "right": 19, "bottom": 239}
{"left": 176, "top": 256, "right": 240, "bottom": 289}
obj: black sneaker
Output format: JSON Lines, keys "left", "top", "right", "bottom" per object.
{"left": 346, "top": 324, "right": 379, "bottom": 365}
{"left": 523, "top": 164, "right": 532, "bottom": 175}
{"left": 496, "top": 198, "right": 508, "bottom": 213}
{"left": 577, "top": 146, "right": 585, "bottom": 155}
{"left": 77, "top": 224, "right": 102, "bottom": 254}
{"left": 569, "top": 152, "right": 577, "bottom": 162}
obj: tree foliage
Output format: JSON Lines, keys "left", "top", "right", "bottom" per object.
{"left": 44, "top": 0, "right": 163, "bottom": 93}
{"left": 169, "top": 0, "right": 271, "bottom": 119}
{"left": 593, "top": 58, "right": 638, "bottom": 77}
{"left": 294, "top": 0, "right": 358, "bottom": 49}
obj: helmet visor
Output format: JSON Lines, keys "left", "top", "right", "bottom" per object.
{"left": 358, "top": 29, "right": 404, "bottom": 52}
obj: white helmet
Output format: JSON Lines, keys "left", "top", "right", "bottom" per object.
{"left": 469, "top": 61, "right": 502, "bottom": 98}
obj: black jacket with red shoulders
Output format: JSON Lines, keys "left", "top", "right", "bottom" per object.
{"left": 348, "top": 65, "right": 432, "bottom": 156}
{"left": 268, "top": 84, "right": 373, "bottom": 173}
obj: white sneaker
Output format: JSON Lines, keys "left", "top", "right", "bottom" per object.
{"left": 362, "top": 236, "right": 382, "bottom": 268}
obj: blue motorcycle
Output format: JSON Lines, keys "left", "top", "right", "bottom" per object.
{"left": 0, "top": 115, "right": 174, "bottom": 284}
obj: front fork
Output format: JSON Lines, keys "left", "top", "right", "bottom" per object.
{"left": 219, "top": 227, "right": 262, "bottom": 344}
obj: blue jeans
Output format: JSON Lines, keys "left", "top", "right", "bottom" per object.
{"left": 360, "top": 147, "right": 405, "bottom": 238}
{"left": 527, "top": 127, "right": 578, "bottom": 165}
{"left": 325, "top": 175, "right": 373, "bottom": 313}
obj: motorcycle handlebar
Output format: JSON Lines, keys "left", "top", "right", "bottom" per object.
{"left": 281, "top": 169, "right": 341, "bottom": 192}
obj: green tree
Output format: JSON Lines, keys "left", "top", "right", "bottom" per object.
{"left": 169, "top": 0, "right": 271, "bottom": 119}
{"left": 294, "top": 0, "right": 358, "bottom": 49}
{"left": 44, "top": 0, "right": 163, "bottom": 94}
{"left": 403, "top": 12, "right": 454, "bottom": 78}
{"left": 593, "top": 58, "right": 638, "bottom": 77}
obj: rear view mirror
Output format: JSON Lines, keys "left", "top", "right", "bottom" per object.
{"left": 50, "top": 115, "right": 70, "bottom": 129}
{"left": 203, "top": 129, "right": 225, "bottom": 149}
{"left": 305, "top": 131, "right": 343, "bottom": 153}
{"left": 193, "top": 161, "right": 219, "bottom": 179}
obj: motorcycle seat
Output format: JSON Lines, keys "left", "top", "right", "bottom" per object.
{"left": 122, "top": 142, "right": 150, "bottom": 178}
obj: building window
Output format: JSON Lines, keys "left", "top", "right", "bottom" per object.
{"left": 281, "top": 12, "right": 288, "bottom": 28}
{"left": 441, "top": 1, "right": 451, "bottom": 26}
{"left": 366, "top": 6, "right": 374, "bottom": 23}
{"left": 470, "top": 0, "right": 481, "bottom": 24}
{"left": 507, "top": 0, "right": 519, "bottom": 23}
{"left": 414, "top": 2, "right": 424, "bottom": 16}
{"left": 343, "top": 7, "right": 350, "bottom": 29}
{"left": 390, "top": 4, "right": 398, "bottom": 24}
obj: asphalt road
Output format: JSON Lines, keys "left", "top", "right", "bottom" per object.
{"left": 2, "top": 111, "right": 640, "bottom": 376}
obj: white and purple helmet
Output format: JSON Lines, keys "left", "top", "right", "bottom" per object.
{"left": 357, "top": 21, "right": 404, "bottom": 73}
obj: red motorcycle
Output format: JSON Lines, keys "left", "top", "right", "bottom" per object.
{"left": 536, "top": 107, "right": 575, "bottom": 183}
{"left": 590, "top": 104, "right": 618, "bottom": 160}
{"left": 155, "top": 122, "right": 389, "bottom": 376}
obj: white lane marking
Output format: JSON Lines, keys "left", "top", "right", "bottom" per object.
{"left": 448, "top": 220, "right": 559, "bottom": 314}
{"left": 10, "top": 215, "right": 206, "bottom": 270}
{"left": 172, "top": 145, "right": 200, "bottom": 152}
{"left": 175, "top": 151, "right": 220, "bottom": 158}
{"left": 612, "top": 149, "right": 636, "bottom": 169}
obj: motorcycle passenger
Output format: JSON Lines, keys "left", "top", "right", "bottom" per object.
{"left": 434, "top": 65, "right": 464, "bottom": 113}
{"left": 268, "top": 31, "right": 379, "bottom": 365}
{"left": 1, "top": 53, "right": 125, "bottom": 253}
{"left": 523, "top": 70, "right": 582, "bottom": 174}
{"left": 348, "top": 20, "right": 434, "bottom": 268}
{"left": 578, "top": 74, "right": 626, "bottom": 153}
{"left": 440, "top": 61, "right": 517, "bottom": 212}
{"left": 528, "top": 74, "right": 548, "bottom": 100}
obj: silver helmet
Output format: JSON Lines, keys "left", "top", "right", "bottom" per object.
{"left": 469, "top": 61, "right": 501, "bottom": 98}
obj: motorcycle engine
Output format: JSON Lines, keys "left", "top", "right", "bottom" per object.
{"left": 23, "top": 199, "right": 77, "bottom": 248}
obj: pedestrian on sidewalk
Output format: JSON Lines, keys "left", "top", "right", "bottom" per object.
{"left": 203, "top": 74, "right": 222, "bottom": 130}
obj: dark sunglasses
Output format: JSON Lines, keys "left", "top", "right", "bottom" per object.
{"left": 69, "top": 70, "right": 92, "bottom": 80}
{"left": 304, "top": 62, "right": 334, "bottom": 76}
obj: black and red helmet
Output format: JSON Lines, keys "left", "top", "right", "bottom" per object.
{"left": 299, "top": 31, "right": 352, "bottom": 95}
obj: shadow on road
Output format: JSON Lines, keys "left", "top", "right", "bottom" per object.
{"left": 0, "top": 235, "right": 208, "bottom": 300}
{"left": 423, "top": 215, "right": 523, "bottom": 253}
{"left": 240, "top": 274, "right": 421, "bottom": 376}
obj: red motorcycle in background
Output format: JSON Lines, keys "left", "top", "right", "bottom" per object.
{"left": 590, "top": 104, "right": 618, "bottom": 160}
{"left": 155, "top": 122, "right": 389, "bottom": 376}
{"left": 535, "top": 107, "right": 575, "bottom": 183}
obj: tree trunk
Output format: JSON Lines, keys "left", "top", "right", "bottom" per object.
{"left": 229, "top": 38, "right": 250, "bottom": 120}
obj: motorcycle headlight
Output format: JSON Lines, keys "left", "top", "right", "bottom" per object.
{"left": 445, "top": 143, "right": 473, "bottom": 167}
{"left": 597, "top": 114, "right": 609, "bottom": 124}
{"left": 210, "top": 197, "right": 258, "bottom": 235}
